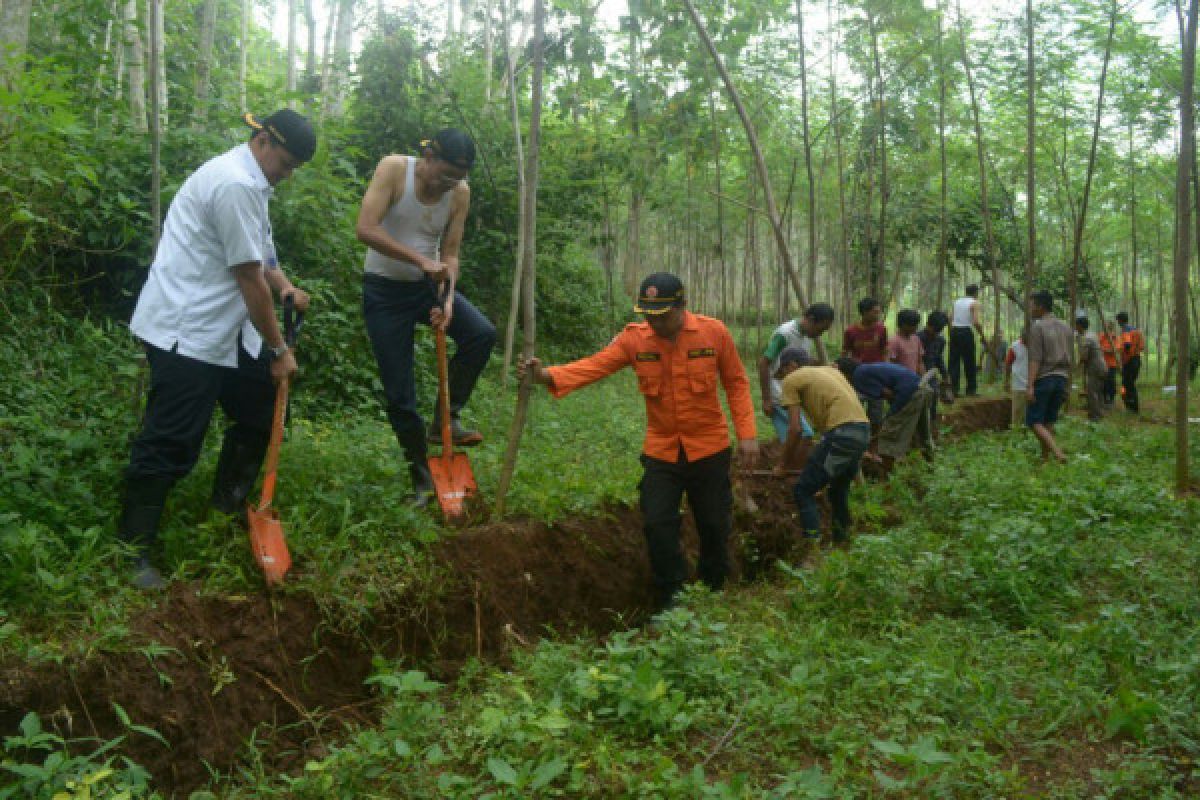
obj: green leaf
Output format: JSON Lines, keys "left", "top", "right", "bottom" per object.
{"left": 530, "top": 757, "right": 566, "bottom": 789}
{"left": 487, "top": 757, "right": 519, "bottom": 786}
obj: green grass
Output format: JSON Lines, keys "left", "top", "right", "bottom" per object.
{"left": 210, "top": 412, "right": 1200, "bottom": 799}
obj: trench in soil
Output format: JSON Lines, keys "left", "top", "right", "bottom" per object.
{"left": 0, "top": 397, "right": 1013, "bottom": 796}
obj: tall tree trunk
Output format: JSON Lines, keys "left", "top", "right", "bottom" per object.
{"left": 1129, "top": 120, "right": 1139, "bottom": 322}
{"left": 936, "top": 0, "right": 948, "bottom": 310}
{"left": 0, "top": 0, "right": 33, "bottom": 88}
{"left": 482, "top": 0, "right": 493, "bottom": 106}
{"left": 149, "top": 0, "right": 162, "bottom": 248}
{"left": 318, "top": 0, "right": 336, "bottom": 117}
{"left": 831, "top": 0, "right": 850, "bottom": 313}
{"left": 500, "top": 0, "right": 526, "bottom": 385}
{"left": 149, "top": 0, "right": 166, "bottom": 128}
{"left": 124, "top": 0, "right": 148, "bottom": 132}
{"left": 796, "top": 0, "right": 818, "bottom": 308}
{"left": 239, "top": 0, "right": 249, "bottom": 111}
{"left": 326, "top": 0, "right": 354, "bottom": 116}
{"left": 868, "top": 8, "right": 890, "bottom": 304}
{"left": 624, "top": 5, "right": 643, "bottom": 296}
{"left": 709, "top": 88, "right": 729, "bottom": 323}
{"left": 495, "top": 0, "right": 543, "bottom": 516}
{"left": 956, "top": 1, "right": 999, "bottom": 343}
{"left": 1174, "top": 0, "right": 1196, "bottom": 493}
{"left": 682, "top": 0, "right": 825, "bottom": 361}
{"left": 194, "top": 0, "right": 218, "bottom": 121}
{"left": 1067, "top": 0, "right": 1118, "bottom": 324}
{"left": 287, "top": 0, "right": 297, "bottom": 105}
{"left": 303, "top": 0, "right": 316, "bottom": 86}
{"left": 1024, "top": 0, "right": 1036, "bottom": 326}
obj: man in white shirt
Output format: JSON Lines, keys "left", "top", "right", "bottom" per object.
{"left": 948, "top": 284, "right": 986, "bottom": 397}
{"left": 119, "top": 109, "right": 316, "bottom": 589}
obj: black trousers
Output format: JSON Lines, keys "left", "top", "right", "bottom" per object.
{"left": 1121, "top": 355, "right": 1141, "bottom": 412}
{"left": 948, "top": 327, "right": 977, "bottom": 396}
{"left": 638, "top": 447, "right": 733, "bottom": 609}
{"left": 126, "top": 342, "right": 275, "bottom": 483}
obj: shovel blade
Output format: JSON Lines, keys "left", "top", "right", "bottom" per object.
{"left": 427, "top": 452, "right": 477, "bottom": 520}
{"left": 246, "top": 506, "right": 292, "bottom": 585}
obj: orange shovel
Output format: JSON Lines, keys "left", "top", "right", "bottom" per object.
{"left": 247, "top": 299, "right": 301, "bottom": 585}
{"left": 427, "top": 291, "right": 478, "bottom": 521}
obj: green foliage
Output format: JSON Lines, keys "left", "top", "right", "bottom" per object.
{"left": 0, "top": 711, "right": 159, "bottom": 799}
{"left": 224, "top": 412, "right": 1200, "bottom": 798}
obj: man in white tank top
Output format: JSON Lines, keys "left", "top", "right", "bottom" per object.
{"left": 948, "top": 284, "right": 986, "bottom": 397}
{"left": 355, "top": 130, "right": 497, "bottom": 506}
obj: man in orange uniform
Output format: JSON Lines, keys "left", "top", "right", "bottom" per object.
{"left": 1097, "top": 321, "right": 1120, "bottom": 409}
{"left": 1116, "top": 311, "right": 1145, "bottom": 413}
{"left": 521, "top": 273, "right": 759, "bottom": 611}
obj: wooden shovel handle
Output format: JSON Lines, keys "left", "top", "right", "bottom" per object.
{"left": 257, "top": 377, "right": 288, "bottom": 510}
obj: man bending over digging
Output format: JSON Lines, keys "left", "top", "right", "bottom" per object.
{"left": 519, "top": 273, "right": 758, "bottom": 612}
{"left": 774, "top": 348, "right": 870, "bottom": 544}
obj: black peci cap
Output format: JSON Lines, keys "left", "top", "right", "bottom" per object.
{"left": 244, "top": 109, "right": 317, "bottom": 163}
{"left": 633, "top": 272, "right": 685, "bottom": 315}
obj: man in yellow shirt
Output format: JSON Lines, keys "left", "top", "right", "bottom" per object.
{"left": 776, "top": 348, "right": 870, "bottom": 543}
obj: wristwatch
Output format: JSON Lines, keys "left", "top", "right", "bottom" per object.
{"left": 267, "top": 342, "right": 289, "bottom": 360}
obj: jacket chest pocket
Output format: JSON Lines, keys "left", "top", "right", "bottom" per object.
{"left": 634, "top": 363, "right": 663, "bottom": 397}
{"left": 687, "top": 358, "right": 718, "bottom": 393}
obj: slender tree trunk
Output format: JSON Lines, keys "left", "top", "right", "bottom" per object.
{"left": 624, "top": 6, "right": 643, "bottom": 296}
{"left": 303, "top": 0, "right": 316, "bottom": 85}
{"left": 495, "top": 0, "right": 543, "bottom": 516}
{"left": 1129, "top": 121, "right": 1139, "bottom": 322}
{"left": 318, "top": 0, "right": 336, "bottom": 116}
{"left": 956, "top": 1, "right": 999, "bottom": 343}
{"left": 936, "top": 0, "right": 948, "bottom": 310}
{"left": 1174, "top": 0, "right": 1196, "bottom": 493}
{"left": 796, "top": 0, "right": 818, "bottom": 307}
{"left": 326, "top": 0, "right": 354, "bottom": 116}
{"left": 1024, "top": 0, "right": 1036, "bottom": 325}
{"left": 1068, "top": 0, "right": 1118, "bottom": 324}
{"left": 149, "top": 0, "right": 162, "bottom": 248}
{"left": 709, "top": 87, "right": 729, "bottom": 323}
{"left": 482, "top": 0, "right": 493, "bottom": 106}
{"left": 0, "top": 0, "right": 33, "bottom": 88}
{"left": 831, "top": 0, "right": 850, "bottom": 316}
{"left": 287, "top": 0, "right": 297, "bottom": 105}
{"left": 682, "top": 0, "right": 824, "bottom": 361}
{"left": 152, "top": 0, "right": 166, "bottom": 126}
{"left": 500, "top": 0, "right": 526, "bottom": 385}
{"left": 93, "top": 6, "right": 117, "bottom": 114}
{"left": 239, "top": 0, "right": 249, "bottom": 111}
{"left": 869, "top": 8, "right": 890, "bottom": 304}
{"left": 194, "top": 0, "right": 218, "bottom": 121}
{"left": 124, "top": 0, "right": 148, "bottom": 132}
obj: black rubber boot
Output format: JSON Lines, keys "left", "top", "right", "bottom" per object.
{"left": 210, "top": 435, "right": 267, "bottom": 515}
{"left": 428, "top": 413, "right": 484, "bottom": 447}
{"left": 398, "top": 429, "right": 434, "bottom": 508}
{"left": 117, "top": 476, "right": 173, "bottom": 590}
{"left": 409, "top": 462, "right": 435, "bottom": 509}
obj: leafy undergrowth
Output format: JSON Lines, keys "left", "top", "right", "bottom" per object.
{"left": 0, "top": 304, "right": 647, "bottom": 662}
{"left": 205, "top": 406, "right": 1200, "bottom": 799}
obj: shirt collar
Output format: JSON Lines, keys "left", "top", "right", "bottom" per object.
{"left": 681, "top": 311, "right": 699, "bottom": 331}
{"left": 235, "top": 143, "right": 272, "bottom": 192}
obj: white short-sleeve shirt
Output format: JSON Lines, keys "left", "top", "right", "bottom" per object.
{"left": 130, "top": 143, "right": 278, "bottom": 367}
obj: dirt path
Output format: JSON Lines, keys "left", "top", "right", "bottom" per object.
{"left": 0, "top": 397, "right": 1012, "bottom": 796}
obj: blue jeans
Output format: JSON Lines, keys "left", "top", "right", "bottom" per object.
{"left": 770, "top": 405, "right": 814, "bottom": 442}
{"left": 363, "top": 275, "right": 496, "bottom": 457}
{"left": 1025, "top": 374, "right": 1067, "bottom": 427}
{"left": 792, "top": 422, "right": 870, "bottom": 540}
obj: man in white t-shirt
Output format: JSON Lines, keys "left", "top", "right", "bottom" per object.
{"left": 756, "top": 303, "right": 835, "bottom": 445}
{"left": 119, "top": 109, "right": 316, "bottom": 589}
{"left": 948, "top": 284, "right": 986, "bottom": 397}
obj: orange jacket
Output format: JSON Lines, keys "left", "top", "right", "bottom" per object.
{"left": 1120, "top": 327, "right": 1145, "bottom": 359}
{"left": 1098, "top": 332, "right": 1118, "bottom": 369}
{"left": 546, "top": 312, "right": 757, "bottom": 462}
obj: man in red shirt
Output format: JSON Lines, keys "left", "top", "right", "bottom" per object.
{"left": 842, "top": 297, "right": 888, "bottom": 363}
{"left": 521, "top": 273, "right": 758, "bottom": 611}
{"left": 1116, "top": 311, "right": 1144, "bottom": 413}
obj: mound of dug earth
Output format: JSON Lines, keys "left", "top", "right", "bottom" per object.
{"left": 0, "top": 397, "right": 1010, "bottom": 795}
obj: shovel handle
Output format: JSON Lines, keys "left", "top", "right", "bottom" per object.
{"left": 283, "top": 294, "right": 304, "bottom": 347}
{"left": 434, "top": 282, "right": 454, "bottom": 462}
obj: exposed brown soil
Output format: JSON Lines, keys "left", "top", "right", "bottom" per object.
{"left": 0, "top": 397, "right": 1011, "bottom": 796}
